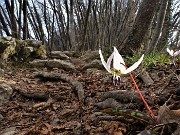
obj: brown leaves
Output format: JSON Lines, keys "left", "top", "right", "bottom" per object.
{"left": 0, "top": 63, "right": 180, "bottom": 134}
{"left": 103, "top": 121, "right": 127, "bottom": 135}
{"left": 33, "top": 98, "right": 55, "bottom": 110}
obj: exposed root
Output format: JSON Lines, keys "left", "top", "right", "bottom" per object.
{"left": 34, "top": 72, "right": 84, "bottom": 102}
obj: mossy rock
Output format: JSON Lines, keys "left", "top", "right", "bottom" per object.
{"left": 24, "top": 39, "right": 42, "bottom": 48}
{"left": 0, "top": 37, "right": 16, "bottom": 62}
{"left": 33, "top": 45, "right": 46, "bottom": 58}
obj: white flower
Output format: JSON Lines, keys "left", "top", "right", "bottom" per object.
{"left": 166, "top": 48, "right": 180, "bottom": 57}
{"left": 99, "top": 47, "right": 144, "bottom": 83}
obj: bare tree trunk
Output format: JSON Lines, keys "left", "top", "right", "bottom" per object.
{"left": 32, "top": 0, "right": 44, "bottom": 41}
{"left": 10, "top": 0, "right": 17, "bottom": 38}
{"left": 118, "top": 0, "right": 136, "bottom": 49}
{"left": 121, "top": 0, "right": 160, "bottom": 55}
{"left": 22, "top": 0, "right": 27, "bottom": 39}
{"left": 148, "top": 0, "right": 169, "bottom": 52}
{"left": 79, "top": 0, "right": 91, "bottom": 51}
{"left": 69, "top": 0, "right": 76, "bottom": 51}
{"left": 0, "top": 8, "right": 11, "bottom": 36}
{"left": 18, "top": 0, "right": 22, "bottom": 39}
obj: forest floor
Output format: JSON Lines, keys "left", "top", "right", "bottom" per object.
{"left": 0, "top": 60, "right": 180, "bottom": 135}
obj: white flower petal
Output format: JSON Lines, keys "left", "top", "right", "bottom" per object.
{"left": 166, "top": 48, "right": 174, "bottom": 56}
{"left": 113, "top": 47, "right": 126, "bottom": 71}
{"left": 121, "top": 54, "right": 144, "bottom": 74}
{"left": 107, "top": 52, "right": 114, "bottom": 70}
{"left": 173, "top": 50, "right": 180, "bottom": 57}
{"left": 99, "top": 49, "right": 112, "bottom": 73}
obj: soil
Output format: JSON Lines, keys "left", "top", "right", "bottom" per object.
{"left": 0, "top": 62, "right": 180, "bottom": 135}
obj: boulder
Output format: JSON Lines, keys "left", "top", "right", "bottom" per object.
{"left": 0, "top": 83, "right": 13, "bottom": 106}
{"left": 81, "top": 59, "right": 103, "bottom": 71}
{"left": 24, "top": 39, "right": 42, "bottom": 48}
{"left": 63, "top": 51, "right": 81, "bottom": 57}
{"left": 80, "top": 51, "right": 99, "bottom": 62}
{"left": 0, "top": 127, "right": 16, "bottom": 135}
{"left": 16, "top": 40, "right": 46, "bottom": 60}
{"left": 0, "top": 36, "right": 16, "bottom": 62}
{"left": 0, "top": 36, "right": 46, "bottom": 63}
{"left": 0, "top": 68, "right": 4, "bottom": 76}
{"left": 50, "top": 51, "right": 70, "bottom": 60}
{"left": 30, "top": 59, "right": 76, "bottom": 71}
{"left": 21, "top": 46, "right": 34, "bottom": 59}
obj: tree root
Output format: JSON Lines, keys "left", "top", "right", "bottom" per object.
{"left": 100, "top": 90, "right": 143, "bottom": 104}
{"left": 14, "top": 87, "right": 49, "bottom": 101}
{"left": 34, "top": 72, "right": 84, "bottom": 102}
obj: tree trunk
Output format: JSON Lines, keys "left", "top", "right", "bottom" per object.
{"left": 0, "top": 9, "right": 11, "bottom": 36}
{"left": 18, "top": 0, "right": 22, "bottom": 39}
{"left": 79, "top": 0, "right": 92, "bottom": 51}
{"left": 69, "top": 0, "right": 76, "bottom": 51}
{"left": 121, "top": 0, "right": 160, "bottom": 55}
{"left": 23, "top": 0, "right": 28, "bottom": 39}
{"left": 148, "top": 0, "right": 169, "bottom": 52}
{"left": 10, "top": 0, "right": 17, "bottom": 38}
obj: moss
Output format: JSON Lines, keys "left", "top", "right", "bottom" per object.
{"left": 33, "top": 45, "right": 46, "bottom": 58}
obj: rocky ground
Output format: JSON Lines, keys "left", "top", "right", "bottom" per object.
{"left": 0, "top": 52, "right": 180, "bottom": 135}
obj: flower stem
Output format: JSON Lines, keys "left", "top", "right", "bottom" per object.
{"left": 120, "top": 63, "right": 156, "bottom": 121}
{"left": 129, "top": 72, "right": 157, "bottom": 121}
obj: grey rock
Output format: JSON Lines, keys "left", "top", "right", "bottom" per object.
{"left": 22, "top": 46, "right": 34, "bottom": 58}
{"left": 0, "top": 83, "right": 13, "bottom": 106}
{"left": 0, "top": 37, "right": 16, "bottom": 62}
{"left": 30, "top": 59, "right": 76, "bottom": 71}
{"left": 139, "top": 71, "right": 154, "bottom": 86}
{"left": 50, "top": 51, "right": 70, "bottom": 60}
{"left": 0, "top": 68, "right": 4, "bottom": 76}
{"left": 80, "top": 51, "right": 99, "bottom": 62}
{"left": 0, "top": 127, "right": 16, "bottom": 135}
{"left": 81, "top": 59, "right": 103, "bottom": 71}
{"left": 63, "top": 51, "right": 80, "bottom": 57}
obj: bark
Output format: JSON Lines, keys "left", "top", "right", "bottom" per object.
{"left": 69, "top": 0, "right": 76, "bottom": 50}
{"left": 34, "top": 72, "right": 84, "bottom": 102}
{"left": 32, "top": 0, "right": 44, "bottom": 41}
{"left": 10, "top": 0, "right": 17, "bottom": 38}
{"left": 79, "top": 0, "right": 92, "bottom": 51}
{"left": 22, "top": 0, "right": 28, "bottom": 39}
{"left": 27, "top": 1, "right": 40, "bottom": 39}
{"left": 18, "top": 0, "right": 22, "bottom": 39}
{"left": 156, "top": 0, "right": 172, "bottom": 51}
{"left": 121, "top": 0, "right": 160, "bottom": 55}
{"left": 149, "top": 0, "right": 169, "bottom": 52}
{"left": 118, "top": 0, "right": 136, "bottom": 49}
{"left": 0, "top": 8, "right": 11, "bottom": 36}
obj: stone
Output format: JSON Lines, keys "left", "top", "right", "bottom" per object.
{"left": 22, "top": 46, "right": 34, "bottom": 58}
{"left": 81, "top": 59, "right": 103, "bottom": 71}
{"left": 25, "top": 39, "right": 42, "bottom": 48}
{"left": 63, "top": 51, "right": 80, "bottom": 57}
{"left": 0, "top": 36, "right": 47, "bottom": 63}
{"left": 139, "top": 71, "right": 154, "bottom": 86}
{"left": 0, "top": 127, "right": 16, "bottom": 135}
{"left": 0, "top": 83, "right": 13, "bottom": 106}
{"left": 0, "top": 37, "right": 16, "bottom": 62}
{"left": 80, "top": 51, "right": 99, "bottom": 62}
{"left": 0, "top": 68, "right": 4, "bottom": 76}
{"left": 30, "top": 59, "right": 76, "bottom": 71}
{"left": 50, "top": 51, "right": 70, "bottom": 60}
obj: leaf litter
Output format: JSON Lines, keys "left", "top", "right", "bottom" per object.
{"left": 0, "top": 63, "right": 180, "bottom": 135}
